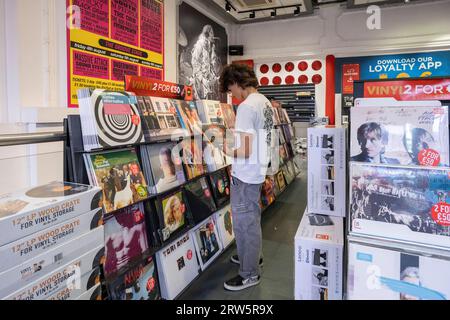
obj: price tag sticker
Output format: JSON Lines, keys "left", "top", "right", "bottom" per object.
{"left": 131, "top": 114, "right": 141, "bottom": 126}
{"left": 418, "top": 149, "right": 440, "bottom": 166}
{"left": 431, "top": 202, "right": 450, "bottom": 226}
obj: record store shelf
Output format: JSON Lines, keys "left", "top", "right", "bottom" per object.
{"left": 258, "top": 84, "right": 316, "bottom": 123}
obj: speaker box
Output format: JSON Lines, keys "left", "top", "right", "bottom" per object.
{"left": 229, "top": 45, "right": 244, "bottom": 56}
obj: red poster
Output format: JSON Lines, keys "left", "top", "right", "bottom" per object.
{"left": 364, "top": 78, "right": 450, "bottom": 100}
{"left": 141, "top": 66, "right": 163, "bottom": 80}
{"left": 140, "top": 0, "right": 163, "bottom": 53}
{"left": 72, "top": 0, "right": 109, "bottom": 37}
{"left": 111, "top": 0, "right": 139, "bottom": 46}
{"left": 111, "top": 60, "right": 139, "bottom": 81}
{"left": 342, "top": 64, "right": 360, "bottom": 94}
{"left": 73, "top": 51, "right": 109, "bottom": 79}
{"left": 125, "top": 75, "right": 193, "bottom": 100}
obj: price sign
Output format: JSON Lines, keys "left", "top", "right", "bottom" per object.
{"left": 431, "top": 203, "right": 450, "bottom": 226}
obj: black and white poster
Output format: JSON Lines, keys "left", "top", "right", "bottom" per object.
{"left": 178, "top": 2, "right": 228, "bottom": 102}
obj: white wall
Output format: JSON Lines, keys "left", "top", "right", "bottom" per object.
{"left": 232, "top": 0, "right": 450, "bottom": 60}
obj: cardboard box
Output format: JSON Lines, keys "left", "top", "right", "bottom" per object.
{"left": 156, "top": 232, "right": 199, "bottom": 300}
{"left": 2, "top": 247, "right": 102, "bottom": 300}
{"left": 307, "top": 126, "right": 346, "bottom": 217}
{"left": 46, "top": 269, "right": 101, "bottom": 301}
{"left": 0, "top": 181, "right": 102, "bottom": 246}
{"left": 0, "top": 226, "right": 104, "bottom": 296}
{"left": 349, "top": 162, "right": 450, "bottom": 249}
{"left": 0, "top": 208, "right": 103, "bottom": 272}
{"left": 347, "top": 236, "right": 450, "bottom": 300}
{"left": 294, "top": 210, "right": 344, "bottom": 300}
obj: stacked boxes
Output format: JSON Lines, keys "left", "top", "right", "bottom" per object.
{"left": 0, "top": 181, "right": 105, "bottom": 300}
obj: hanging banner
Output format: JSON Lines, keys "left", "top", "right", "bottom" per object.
{"left": 67, "top": 0, "right": 164, "bottom": 108}
{"left": 124, "top": 76, "right": 193, "bottom": 100}
{"left": 363, "top": 78, "right": 450, "bottom": 100}
{"left": 342, "top": 64, "right": 360, "bottom": 94}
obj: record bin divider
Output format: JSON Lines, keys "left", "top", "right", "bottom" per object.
{"left": 64, "top": 113, "right": 298, "bottom": 300}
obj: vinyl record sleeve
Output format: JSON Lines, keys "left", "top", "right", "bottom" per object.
{"left": 180, "top": 137, "right": 206, "bottom": 180}
{"left": 191, "top": 217, "right": 223, "bottom": 271}
{"left": 350, "top": 106, "right": 449, "bottom": 166}
{"left": 104, "top": 203, "right": 149, "bottom": 278}
{"left": 0, "top": 181, "right": 101, "bottom": 246}
{"left": 0, "top": 208, "right": 103, "bottom": 273}
{"left": 171, "top": 99, "right": 203, "bottom": 135}
{"left": 275, "top": 170, "right": 286, "bottom": 193}
{"left": 347, "top": 238, "right": 450, "bottom": 300}
{"left": 220, "top": 103, "right": 236, "bottom": 129}
{"left": 261, "top": 176, "right": 276, "bottom": 209}
{"left": 184, "top": 177, "right": 217, "bottom": 224}
{"left": 202, "top": 124, "right": 227, "bottom": 172}
{"left": 2, "top": 247, "right": 103, "bottom": 300}
{"left": 0, "top": 226, "right": 104, "bottom": 297}
{"left": 196, "top": 100, "right": 225, "bottom": 125}
{"left": 141, "top": 142, "right": 186, "bottom": 195}
{"left": 156, "top": 232, "right": 199, "bottom": 300}
{"left": 349, "top": 162, "right": 450, "bottom": 249}
{"left": 107, "top": 256, "right": 160, "bottom": 300}
{"left": 77, "top": 89, "right": 145, "bottom": 151}
{"left": 85, "top": 148, "right": 148, "bottom": 214}
{"left": 214, "top": 204, "right": 235, "bottom": 249}
{"left": 209, "top": 168, "right": 231, "bottom": 208}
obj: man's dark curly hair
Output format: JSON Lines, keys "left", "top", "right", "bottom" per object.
{"left": 219, "top": 64, "right": 259, "bottom": 93}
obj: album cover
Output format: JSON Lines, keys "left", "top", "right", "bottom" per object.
{"left": 2, "top": 246, "right": 103, "bottom": 300}
{"left": 279, "top": 144, "right": 289, "bottom": 165}
{"left": 281, "top": 124, "right": 293, "bottom": 142}
{"left": 0, "top": 226, "right": 104, "bottom": 297}
{"left": 347, "top": 239, "right": 450, "bottom": 300}
{"left": 192, "top": 217, "right": 223, "bottom": 271}
{"left": 46, "top": 269, "right": 101, "bottom": 301}
{"left": 350, "top": 106, "right": 449, "bottom": 166}
{"left": 307, "top": 126, "right": 346, "bottom": 217}
{"left": 202, "top": 124, "right": 227, "bottom": 172}
{"left": 136, "top": 96, "right": 162, "bottom": 141}
{"left": 104, "top": 203, "right": 149, "bottom": 278}
{"left": 282, "top": 162, "right": 296, "bottom": 185}
{"left": 261, "top": 176, "right": 276, "bottom": 209}
{"left": 196, "top": 100, "right": 225, "bottom": 125}
{"left": 0, "top": 208, "right": 103, "bottom": 273}
{"left": 220, "top": 103, "right": 236, "bottom": 129}
{"left": 141, "top": 142, "right": 186, "bottom": 195}
{"left": 272, "top": 107, "right": 281, "bottom": 125}
{"left": 155, "top": 233, "right": 199, "bottom": 300}
{"left": 350, "top": 163, "right": 450, "bottom": 249}
{"left": 85, "top": 148, "right": 148, "bottom": 214}
{"left": 108, "top": 256, "right": 160, "bottom": 300}
{"left": 214, "top": 204, "right": 234, "bottom": 249}
{"left": 184, "top": 177, "right": 217, "bottom": 224}
{"left": 0, "top": 181, "right": 101, "bottom": 246}
{"left": 180, "top": 137, "right": 206, "bottom": 180}
{"left": 294, "top": 210, "right": 344, "bottom": 300}
{"left": 275, "top": 170, "right": 286, "bottom": 194}
{"left": 209, "top": 168, "right": 231, "bottom": 208}
{"left": 144, "top": 97, "right": 186, "bottom": 140}
{"left": 77, "top": 89, "right": 145, "bottom": 151}
{"left": 171, "top": 99, "right": 203, "bottom": 135}
{"left": 156, "top": 189, "right": 191, "bottom": 242}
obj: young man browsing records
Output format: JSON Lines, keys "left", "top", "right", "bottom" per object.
{"left": 220, "top": 64, "right": 274, "bottom": 291}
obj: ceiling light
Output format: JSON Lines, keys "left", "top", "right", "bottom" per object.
{"left": 294, "top": 6, "right": 300, "bottom": 16}
{"left": 271, "top": 9, "right": 276, "bottom": 18}
{"left": 249, "top": 11, "right": 255, "bottom": 19}
{"left": 225, "top": 1, "right": 231, "bottom": 12}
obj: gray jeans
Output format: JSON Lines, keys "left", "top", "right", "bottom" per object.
{"left": 230, "top": 176, "right": 263, "bottom": 279}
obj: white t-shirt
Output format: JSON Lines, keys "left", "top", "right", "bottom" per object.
{"left": 232, "top": 92, "right": 274, "bottom": 184}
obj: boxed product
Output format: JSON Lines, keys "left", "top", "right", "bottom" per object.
{"left": 0, "top": 225, "right": 104, "bottom": 296}
{"left": 191, "top": 217, "right": 223, "bottom": 271}
{"left": 2, "top": 247, "right": 103, "bottom": 300}
{"left": 107, "top": 256, "right": 160, "bottom": 300}
{"left": 46, "top": 269, "right": 101, "bottom": 301}
{"left": 156, "top": 232, "right": 199, "bottom": 300}
{"left": 0, "top": 208, "right": 103, "bottom": 272}
{"left": 0, "top": 181, "right": 101, "bottom": 246}
{"left": 307, "top": 126, "right": 346, "bottom": 217}
{"left": 349, "top": 162, "right": 450, "bottom": 249}
{"left": 350, "top": 106, "right": 449, "bottom": 166}
{"left": 347, "top": 236, "right": 450, "bottom": 300}
{"left": 214, "top": 204, "right": 235, "bottom": 249}
{"left": 294, "top": 209, "right": 344, "bottom": 300}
